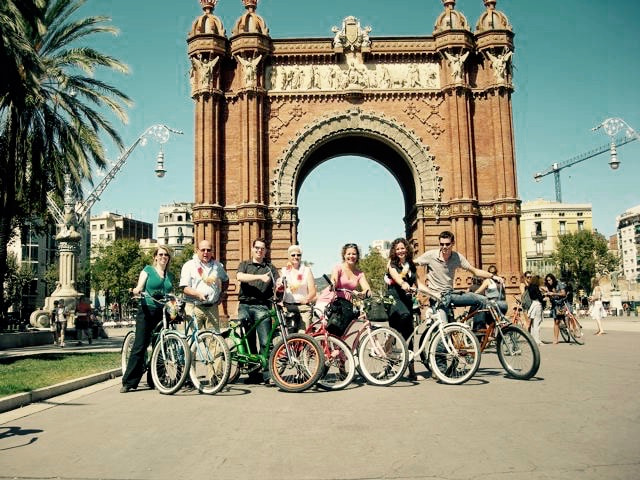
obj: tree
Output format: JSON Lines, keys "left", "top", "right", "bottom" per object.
{"left": 358, "top": 247, "right": 388, "bottom": 294}
{"left": 551, "top": 230, "right": 618, "bottom": 292}
{"left": 169, "top": 243, "right": 195, "bottom": 282}
{"left": 4, "top": 253, "right": 34, "bottom": 319}
{"left": 91, "top": 239, "right": 143, "bottom": 312}
{"left": 0, "top": 0, "right": 131, "bottom": 317}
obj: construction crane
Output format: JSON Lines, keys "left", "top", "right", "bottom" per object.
{"left": 533, "top": 134, "right": 637, "bottom": 202}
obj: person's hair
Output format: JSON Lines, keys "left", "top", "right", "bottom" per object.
{"left": 389, "top": 238, "right": 414, "bottom": 267}
{"left": 253, "top": 237, "right": 267, "bottom": 248}
{"left": 153, "top": 247, "right": 171, "bottom": 269}
{"left": 544, "top": 273, "right": 557, "bottom": 289}
{"left": 488, "top": 265, "right": 498, "bottom": 275}
{"left": 522, "top": 270, "right": 532, "bottom": 281}
{"left": 287, "top": 244, "right": 302, "bottom": 256}
{"left": 341, "top": 243, "right": 360, "bottom": 262}
{"left": 439, "top": 230, "right": 455, "bottom": 242}
{"left": 530, "top": 275, "right": 541, "bottom": 287}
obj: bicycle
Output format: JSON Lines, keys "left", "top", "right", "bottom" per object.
{"left": 556, "top": 299, "right": 584, "bottom": 345}
{"left": 510, "top": 297, "right": 530, "bottom": 332}
{"left": 409, "top": 288, "right": 482, "bottom": 385}
{"left": 224, "top": 275, "right": 325, "bottom": 393}
{"left": 310, "top": 277, "right": 409, "bottom": 387}
{"left": 182, "top": 300, "right": 232, "bottom": 394}
{"left": 456, "top": 289, "right": 541, "bottom": 380}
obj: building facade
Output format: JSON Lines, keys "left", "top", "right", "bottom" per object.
{"left": 616, "top": 205, "right": 640, "bottom": 282}
{"left": 188, "top": 0, "right": 522, "bottom": 313}
{"left": 157, "top": 202, "right": 194, "bottom": 253}
{"left": 520, "top": 199, "right": 593, "bottom": 274}
{"left": 89, "top": 212, "right": 153, "bottom": 251}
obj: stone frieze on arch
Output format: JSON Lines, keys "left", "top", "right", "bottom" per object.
{"left": 265, "top": 59, "right": 440, "bottom": 93}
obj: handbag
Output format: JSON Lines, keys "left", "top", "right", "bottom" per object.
{"left": 325, "top": 297, "right": 357, "bottom": 336}
{"left": 363, "top": 295, "right": 396, "bottom": 322}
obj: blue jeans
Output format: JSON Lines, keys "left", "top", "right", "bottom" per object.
{"left": 442, "top": 291, "right": 488, "bottom": 328}
{"left": 237, "top": 303, "right": 272, "bottom": 363}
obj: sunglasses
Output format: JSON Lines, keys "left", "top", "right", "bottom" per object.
{"left": 290, "top": 254, "right": 301, "bottom": 257}
{"left": 200, "top": 248, "right": 212, "bottom": 252}
{"left": 157, "top": 253, "right": 170, "bottom": 257}
{"left": 439, "top": 242, "right": 452, "bottom": 247}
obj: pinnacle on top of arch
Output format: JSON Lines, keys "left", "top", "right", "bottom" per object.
{"left": 475, "top": 0, "right": 512, "bottom": 32}
{"left": 434, "top": 0, "right": 470, "bottom": 33}
{"left": 190, "top": 0, "right": 225, "bottom": 36}
{"left": 231, "top": 0, "right": 270, "bottom": 36}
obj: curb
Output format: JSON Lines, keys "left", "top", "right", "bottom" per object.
{"left": 0, "top": 368, "right": 122, "bottom": 413}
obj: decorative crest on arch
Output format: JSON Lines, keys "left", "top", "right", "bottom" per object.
{"left": 331, "top": 16, "right": 372, "bottom": 52}
{"left": 270, "top": 108, "right": 443, "bottom": 222}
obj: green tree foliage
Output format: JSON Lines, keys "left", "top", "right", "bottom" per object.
{"left": 91, "top": 239, "right": 143, "bottom": 308}
{"left": 359, "top": 247, "right": 388, "bottom": 294}
{"left": 551, "top": 230, "right": 619, "bottom": 292}
{"left": 4, "top": 254, "right": 34, "bottom": 315}
{"left": 0, "top": 0, "right": 130, "bottom": 316}
{"left": 169, "top": 243, "right": 195, "bottom": 282}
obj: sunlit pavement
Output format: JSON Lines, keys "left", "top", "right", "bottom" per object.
{"left": 1, "top": 319, "right": 639, "bottom": 480}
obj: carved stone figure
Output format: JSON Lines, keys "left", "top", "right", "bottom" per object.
{"left": 191, "top": 55, "right": 219, "bottom": 89}
{"left": 444, "top": 51, "right": 469, "bottom": 82}
{"left": 378, "top": 66, "right": 391, "bottom": 89}
{"left": 408, "top": 63, "right": 421, "bottom": 88}
{"left": 487, "top": 50, "right": 512, "bottom": 82}
{"left": 236, "top": 54, "right": 263, "bottom": 88}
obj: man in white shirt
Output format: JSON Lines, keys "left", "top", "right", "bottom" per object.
{"left": 180, "top": 239, "right": 229, "bottom": 332}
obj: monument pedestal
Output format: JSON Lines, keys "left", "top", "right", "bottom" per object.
{"left": 610, "top": 290, "right": 623, "bottom": 316}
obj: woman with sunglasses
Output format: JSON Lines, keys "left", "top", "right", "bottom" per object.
{"left": 280, "top": 245, "right": 317, "bottom": 331}
{"left": 121, "top": 246, "right": 173, "bottom": 393}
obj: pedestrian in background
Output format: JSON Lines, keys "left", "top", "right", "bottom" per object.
{"left": 590, "top": 277, "right": 606, "bottom": 336}
{"left": 526, "top": 275, "right": 545, "bottom": 346}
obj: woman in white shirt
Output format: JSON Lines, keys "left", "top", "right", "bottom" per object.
{"left": 590, "top": 277, "right": 606, "bottom": 335}
{"left": 280, "top": 245, "right": 317, "bottom": 332}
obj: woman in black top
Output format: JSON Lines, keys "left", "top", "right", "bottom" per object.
{"left": 386, "top": 238, "right": 426, "bottom": 380}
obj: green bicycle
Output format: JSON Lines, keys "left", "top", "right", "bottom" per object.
{"left": 224, "top": 283, "right": 325, "bottom": 393}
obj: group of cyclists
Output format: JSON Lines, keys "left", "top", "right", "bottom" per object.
{"left": 121, "top": 230, "right": 524, "bottom": 391}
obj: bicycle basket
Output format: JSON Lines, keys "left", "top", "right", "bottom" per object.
{"left": 363, "top": 295, "right": 395, "bottom": 322}
{"left": 325, "top": 297, "right": 357, "bottom": 336}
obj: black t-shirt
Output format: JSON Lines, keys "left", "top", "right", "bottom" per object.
{"left": 237, "top": 260, "right": 278, "bottom": 305}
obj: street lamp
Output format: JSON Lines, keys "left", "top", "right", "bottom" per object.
{"left": 592, "top": 117, "right": 638, "bottom": 169}
{"left": 32, "top": 124, "right": 183, "bottom": 328}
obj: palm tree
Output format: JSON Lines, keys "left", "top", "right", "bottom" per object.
{"left": 0, "top": 0, "right": 131, "bottom": 316}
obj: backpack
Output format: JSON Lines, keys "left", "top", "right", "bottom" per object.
{"left": 521, "top": 289, "right": 532, "bottom": 311}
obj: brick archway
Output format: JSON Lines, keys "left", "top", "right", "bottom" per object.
{"left": 187, "top": 1, "right": 523, "bottom": 312}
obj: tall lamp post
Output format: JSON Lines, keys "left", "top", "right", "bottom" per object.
{"left": 592, "top": 117, "right": 639, "bottom": 170}
{"left": 592, "top": 117, "right": 639, "bottom": 315}
{"left": 30, "top": 124, "right": 182, "bottom": 328}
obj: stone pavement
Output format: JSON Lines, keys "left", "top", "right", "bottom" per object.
{"left": 1, "top": 318, "right": 639, "bottom": 479}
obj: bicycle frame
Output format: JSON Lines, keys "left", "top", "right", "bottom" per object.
{"left": 409, "top": 301, "right": 474, "bottom": 359}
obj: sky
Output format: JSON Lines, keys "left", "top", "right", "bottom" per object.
{"left": 77, "top": 0, "right": 640, "bottom": 276}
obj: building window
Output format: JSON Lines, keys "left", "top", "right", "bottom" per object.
{"left": 536, "top": 242, "right": 543, "bottom": 255}
{"left": 577, "top": 212, "right": 583, "bottom": 217}
{"left": 534, "top": 213, "right": 541, "bottom": 218}
{"left": 559, "top": 221, "right": 566, "bottom": 234}
{"left": 578, "top": 221, "right": 584, "bottom": 231}
{"left": 177, "top": 215, "right": 183, "bottom": 221}
{"left": 534, "top": 221, "right": 542, "bottom": 235}
{"left": 99, "top": 224, "right": 104, "bottom": 229}
{"left": 164, "top": 227, "right": 169, "bottom": 236}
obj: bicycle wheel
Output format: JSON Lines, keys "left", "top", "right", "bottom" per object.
{"left": 496, "top": 325, "right": 540, "bottom": 380}
{"left": 150, "top": 331, "right": 191, "bottom": 395}
{"left": 558, "top": 318, "right": 570, "bottom": 342}
{"left": 269, "top": 333, "right": 324, "bottom": 393}
{"left": 121, "top": 331, "right": 135, "bottom": 374}
{"left": 189, "top": 331, "right": 231, "bottom": 394}
{"left": 568, "top": 316, "right": 584, "bottom": 345}
{"left": 428, "top": 325, "right": 480, "bottom": 385}
{"left": 357, "top": 326, "right": 409, "bottom": 387}
{"left": 315, "top": 335, "right": 356, "bottom": 391}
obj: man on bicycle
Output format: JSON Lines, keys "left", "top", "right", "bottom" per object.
{"left": 415, "top": 230, "right": 503, "bottom": 327}
{"left": 236, "top": 238, "right": 279, "bottom": 384}
{"left": 180, "top": 239, "right": 229, "bottom": 332}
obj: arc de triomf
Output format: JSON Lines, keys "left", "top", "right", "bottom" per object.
{"left": 187, "top": 0, "right": 521, "bottom": 306}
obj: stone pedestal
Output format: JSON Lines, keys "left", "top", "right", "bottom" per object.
{"left": 610, "top": 290, "right": 623, "bottom": 316}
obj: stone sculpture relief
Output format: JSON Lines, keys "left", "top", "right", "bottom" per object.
{"left": 266, "top": 60, "right": 439, "bottom": 92}
{"left": 236, "top": 54, "right": 263, "bottom": 88}
{"left": 190, "top": 54, "right": 219, "bottom": 90}
{"left": 486, "top": 49, "right": 512, "bottom": 82}
{"left": 444, "top": 51, "right": 469, "bottom": 83}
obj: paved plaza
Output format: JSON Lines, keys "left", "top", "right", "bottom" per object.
{"left": 1, "top": 318, "right": 639, "bottom": 480}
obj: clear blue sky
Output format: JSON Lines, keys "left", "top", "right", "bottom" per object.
{"left": 80, "top": 0, "right": 640, "bottom": 276}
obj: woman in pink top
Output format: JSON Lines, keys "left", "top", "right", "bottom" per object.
{"left": 330, "top": 243, "right": 371, "bottom": 299}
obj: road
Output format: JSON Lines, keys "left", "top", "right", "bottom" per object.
{"left": 1, "top": 319, "right": 639, "bottom": 480}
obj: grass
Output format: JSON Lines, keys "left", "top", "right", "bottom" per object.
{"left": 0, "top": 352, "right": 120, "bottom": 398}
